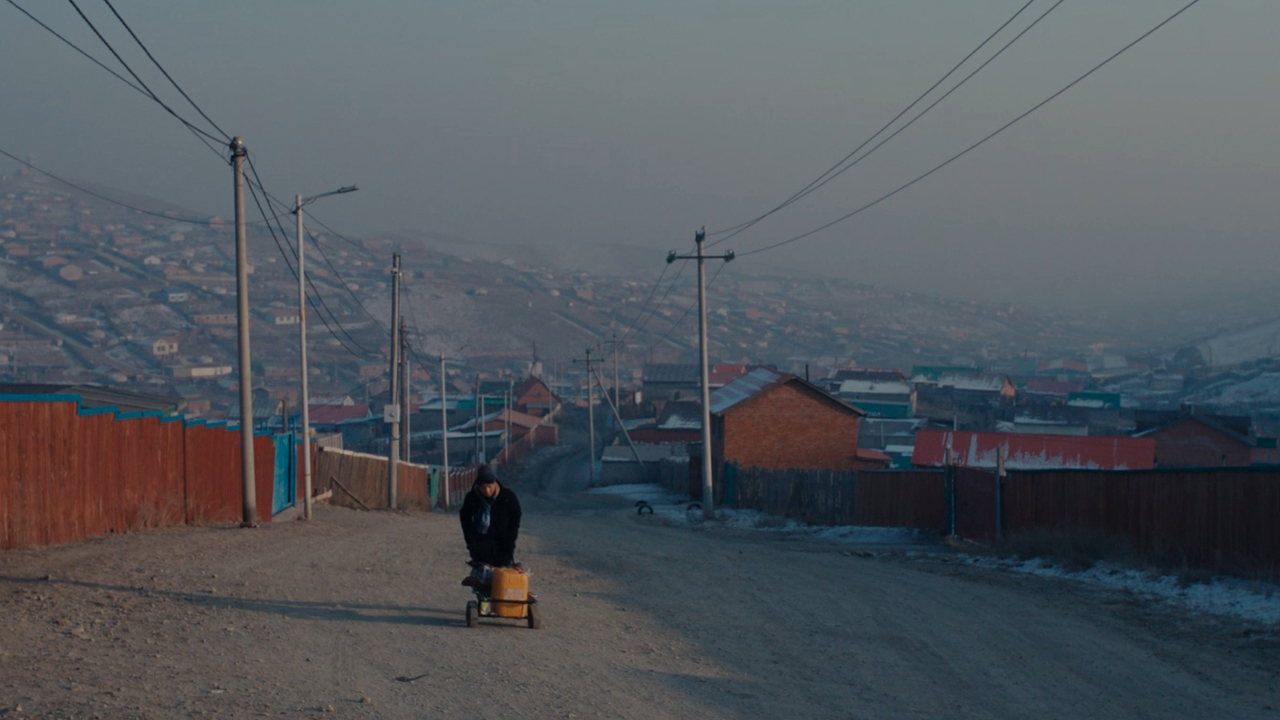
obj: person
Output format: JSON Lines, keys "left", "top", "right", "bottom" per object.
{"left": 459, "top": 466, "right": 522, "bottom": 587}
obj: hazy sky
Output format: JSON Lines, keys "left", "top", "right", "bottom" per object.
{"left": 3, "top": 1, "right": 1278, "bottom": 309}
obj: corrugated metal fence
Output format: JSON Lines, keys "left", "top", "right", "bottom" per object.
{"left": 733, "top": 467, "right": 946, "bottom": 529}
{"left": 1, "top": 396, "right": 280, "bottom": 550}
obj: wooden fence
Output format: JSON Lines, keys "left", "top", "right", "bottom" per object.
{"left": 728, "top": 464, "right": 1280, "bottom": 573}
{"left": 1004, "top": 468, "right": 1280, "bottom": 574}
{"left": 732, "top": 467, "right": 946, "bottom": 529}
{"left": 314, "top": 447, "right": 478, "bottom": 511}
{"left": 0, "top": 396, "right": 279, "bottom": 551}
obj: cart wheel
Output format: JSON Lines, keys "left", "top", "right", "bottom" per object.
{"left": 527, "top": 601, "right": 541, "bottom": 629}
{"left": 466, "top": 600, "right": 478, "bottom": 628}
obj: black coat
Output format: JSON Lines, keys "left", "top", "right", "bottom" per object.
{"left": 459, "top": 483, "right": 522, "bottom": 567}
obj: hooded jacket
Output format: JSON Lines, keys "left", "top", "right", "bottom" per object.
{"left": 459, "top": 481, "right": 522, "bottom": 567}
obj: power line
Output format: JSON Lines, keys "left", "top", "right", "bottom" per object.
{"left": 712, "top": 0, "right": 1064, "bottom": 250}
{"left": 615, "top": 262, "right": 670, "bottom": 346}
{"left": 739, "top": 0, "right": 1204, "bottom": 259}
{"left": 98, "top": 0, "right": 230, "bottom": 140}
{"left": 64, "top": 0, "right": 224, "bottom": 147}
{"left": 706, "top": 0, "right": 1039, "bottom": 247}
{"left": 641, "top": 263, "right": 728, "bottom": 358}
{"left": 627, "top": 259, "right": 689, "bottom": 346}
{"left": 5, "top": 0, "right": 147, "bottom": 96}
{"left": 242, "top": 164, "right": 375, "bottom": 359}
{"left": 0, "top": 145, "right": 221, "bottom": 224}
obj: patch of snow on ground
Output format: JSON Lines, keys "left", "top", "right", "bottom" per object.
{"left": 965, "top": 556, "right": 1280, "bottom": 626}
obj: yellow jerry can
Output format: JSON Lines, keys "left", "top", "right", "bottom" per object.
{"left": 490, "top": 567, "right": 528, "bottom": 618}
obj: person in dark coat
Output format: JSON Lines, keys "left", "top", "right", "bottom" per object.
{"left": 459, "top": 465, "right": 522, "bottom": 569}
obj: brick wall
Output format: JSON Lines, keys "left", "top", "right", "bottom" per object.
{"left": 718, "top": 381, "right": 864, "bottom": 471}
{"left": 1151, "top": 418, "right": 1252, "bottom": 467}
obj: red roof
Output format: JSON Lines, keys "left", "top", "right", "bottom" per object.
{"left": 708, "top": 364, "right": 749, "bottom": 387}
{"left": 308, "top": 403, "right": 371, "bottom": 424}
{"left": 912, "top": 429, "right": 1154, "bottom": 471}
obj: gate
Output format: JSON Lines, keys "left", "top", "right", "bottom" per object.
{"left": 272, "top": 432, "right": 297, "bottom": 515}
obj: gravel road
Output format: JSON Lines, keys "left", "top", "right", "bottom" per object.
{"left": 2, "top": 447, "right": 1277, "bottom": 719}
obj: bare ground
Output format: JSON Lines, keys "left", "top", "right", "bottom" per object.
{"left": 1, "top": 446, "right": 1278, "bottom": 719}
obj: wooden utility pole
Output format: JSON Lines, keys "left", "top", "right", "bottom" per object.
{"left": 231, "top": 137, "right": 256, "bottom": 527}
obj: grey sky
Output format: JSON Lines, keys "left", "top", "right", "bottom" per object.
{"left": 2, "top": 1, "right": 1277, "bottom": 309}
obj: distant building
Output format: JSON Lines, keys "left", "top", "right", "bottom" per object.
{"left": 642, "top": 363, "right": 701, "bottom": 401}
{"left": 141, "top": 337, "right": 179, "bottom": 358}
{"left": 57, "top": 264, "right": 83, "bottom": 282}
{"left": 157, "top": 288, "right": 189, "bottom": 303}
{"left": 262, "top": 309, "right": 301, "bottom": 325}
{"left": 512, "top": 375, "right": 561, "bottom": 417}
{"left": 837, "top": 379, "right": 916, "bottom": 418}
{"left": 1135, "top": 414, "right": 1272, "bottom": 467}
{"left": 193, "top": 313, "right": 236, "bottom": 326}
{"left": 168, "top": 364, "right": 232, "bottom": 379}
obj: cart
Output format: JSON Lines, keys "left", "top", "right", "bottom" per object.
{"left": 466, "top": 588, "right": 540, "bottom": 629}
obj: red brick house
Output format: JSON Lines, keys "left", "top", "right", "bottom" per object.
{"left": 710, "top": 367, "right": 881, "bottom": 472}
{"left": 513, "top": 375, "right": 560, "bottom": 417}
{"left": 1137, "top": 415, "right": 1256, "bottom": 467}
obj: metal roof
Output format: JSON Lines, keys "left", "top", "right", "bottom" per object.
{"left": 0, "top": 383, "right": 182, "bottom": 413}
{"left": 642, "top": 363, "right": 700, "bottom": 384}
{"left": 710, "top": 367, "right": 864, "bottom": 417}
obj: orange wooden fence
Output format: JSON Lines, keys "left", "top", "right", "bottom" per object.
{"left": 1, "top": 396, "right": 278, "bottom": 550}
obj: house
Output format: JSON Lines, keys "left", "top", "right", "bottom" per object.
{"left": 512, "top": 375, "right": 561, "bottom": 417}
{"left": 998, "top": 405, "right": 1090, "bottom": 436}
{"left": 1022, "top": 378, "right": 1082, "bottom": 401}
{"left": 1135, "top": 415, "right": 1264, "bottom": 467}
{"left": 937, "top": 372, "right": 1015, "bottom": 399}
{"left": 910, "top": 365, "right": 979, "bottom": 383}
{"left": 157, "top": 288, "right": 189, "bottom": 303}
{"left": 826, "top": 367, "right": 906, "bottom": 393}
{"left": 141, "top": 337, "right": 179, "bottom": 358}
{"left": 709, "top": 366, "right": 883, "bottom": 473}
{"left": 481, "top": 408, "right": 547, "bottom": 441}
{"left": 58, "top": 264, "right": 84, "bottom": 282}
{"left": 858, "top": 417, "right": 925, "bottom": 468}
{"left": 911, "top": 429, "right": 1155, "bottom": 470}
{"left": 708, "top": 364, "right": 748, "bottom": 388}
{"left": 1036, "top": 359, "right": 1091, "bottom": 381}
{"left": 193, "top": 313, "right": 236, "bottom": 326}
{"left": 143, "top": 255, "right": 163, "bottom": 266}
{"left": 629, "top": 400, "right": 702, "bottom": 444}
{"left": 642, "top": 363, "right": 701, "bottom": 401}
{"left": 262, "top": 309, "right": 301, "bottom": 325}
{"left": 41, "top": 255, "right": 69, "bottom": 269}
{"left": 168, "top": 364, "right": 232, "bottom": 379}
{"left": 837, "top": 379, "right": 916, "bottom": 418}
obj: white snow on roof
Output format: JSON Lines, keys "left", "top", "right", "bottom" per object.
{"left": 839, "top": 380, "right": 913, "bottom": 395}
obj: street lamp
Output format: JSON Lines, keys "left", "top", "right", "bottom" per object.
{"left": 293, "top": 185, "right": 358, "bottom": 520}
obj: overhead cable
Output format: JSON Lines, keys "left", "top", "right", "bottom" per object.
{"left": 739, "top": 0, "right": 1204, "bottom": 258}
{"left": 706, "top": 0, "right": 1039, "bottom": 246}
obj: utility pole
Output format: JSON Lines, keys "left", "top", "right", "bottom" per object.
{"left": 401, "top": 316, "right": 410, "bottom": 464}
{"left": 473, "top": 375, "right": 481, "bottom": 463}
{"left": 668, "top": 228, "right": 733, "bottom": 520}
{"left": 387, "top": 253, "right": 401, "bottom": 510}
{"left": 440, "top": 355, "right": 450, "bottom": 509}
{"left": 573, "top": 349, "right": 596, "bottom": 487}
{"left": 508, "top": 375, "right": 514, "bottom": 445}
{"left": 292, "top": 183, "right": 357, "bottom": 521}
{"left": 231, "top": 137, "right": 256, "bottom": 528}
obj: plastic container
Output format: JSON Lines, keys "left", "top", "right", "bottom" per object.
{"left": 490, "top": 567, "right": 528, "bottom": 618}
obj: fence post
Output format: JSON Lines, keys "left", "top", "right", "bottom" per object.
{"left": 995, "top": 446, "right": 1007, "bottom": 542}
{"left": 944, "top": 449, "right": 956, "bottom": 536}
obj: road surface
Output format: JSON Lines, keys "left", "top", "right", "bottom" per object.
{"left": 1, "top": 447, "right": 1276, "bottom": 718}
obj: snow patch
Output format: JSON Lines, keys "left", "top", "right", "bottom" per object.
{"left": 964, "top": 556, "right": 1280, "bottom": 626}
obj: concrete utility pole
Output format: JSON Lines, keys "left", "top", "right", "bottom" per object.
{"left": 387, "top": 253, "right": 402, "bottom": 510}
{"left": 668, "top": 228, "right": 734, "bottom": 520}
{"left": 573, "top": 349, "right": 596, "bottom": 487}
{"left": 293, "top": 185, "right": 357, "bottom": 520}
{"left": 440, "top": 355, "right": 450, "bottom": 509}
{"left": 400, "top": 316, "right": 410, "bottom": 464}
{"left": 473, "top": 375, "right": 482, "bottom": 463}
{"left": 231, "top": 137, "right": 256, "bottom": 528}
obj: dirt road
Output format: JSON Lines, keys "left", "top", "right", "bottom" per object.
{"left": 2, "top": 447, "right": 1277, "bottom": 719}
